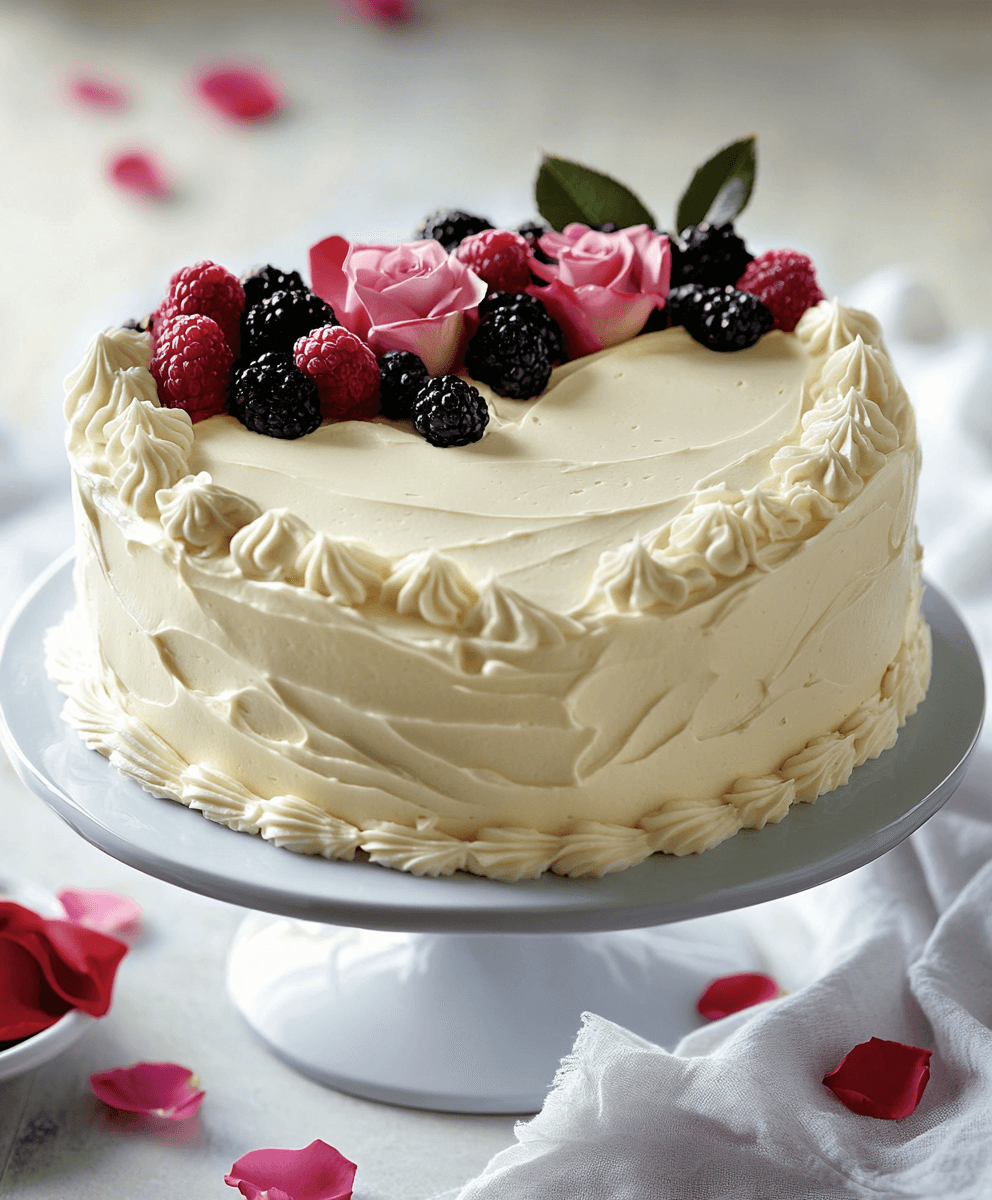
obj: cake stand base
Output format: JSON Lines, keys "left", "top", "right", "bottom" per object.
{"left": 227, "top": 913, "right": 759, "bottom": 1113}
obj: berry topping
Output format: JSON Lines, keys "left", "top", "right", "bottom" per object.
{"left": 293, "top": 325, "right": 380, "bottom": 421}
{"left": 150, "top": 313, "right": 233, "bottom": 421}
{"left": 679, "top": 285, "right": 774, "bottom": 353}
{"left": 456, "top": 229, "right": 533, "bottom": 293}
{"left": 466, "top": 314, "right": 554, "bottom": 400}
{"left": 670, "top": 222, "right": 753, "bottom": 288}
{"left": 160, "top": 260, "right": 245, "bottom": 355}
{"left": 378, "top": 350, "right": 429, "bottom": 419}
{"left": 516, "top": 219, "right": 556, "bottom": 265}
{"left": 737, "top": 249, "right": 826, "bottom": 333}
{"left": 232, "top": 352, "right": 323, "bottom": 439}
{"left": 243, "top": 289, "right": 337, "bottom": 357}
{"left": 412, "top": 376, "right": 489, "bottom": 447}
{"left": 416, "top": 209, "right": 493, "bottom": 253}
{"left": 241, "top": 264, "right": 307, "bottom": 310}
{"left": 477, "top": 292, "right": 566, "bottom": 365}
{"left": 664, "top": 282, "right": 709, "bottom": 329}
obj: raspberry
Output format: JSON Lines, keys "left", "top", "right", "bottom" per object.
{"left": 456, "top": 230, "right": 533, "bottom": 293}
{"left": 680, "top": 285, "right": 774, "bottom": 353}
{"left": 378, "top": 350, "right": 429, "bottom": 419}
{"left": 150, "top": 313, "right": 233, "bottom": 421}
{"left": 244, "top": 289, "right": 337, "bottom": 356}
{"left": 160, "top": 260, "right": 245, "bottom": 354}
{"left": 416, "top": 209, "right": 493, "bottom": 253}
{"left": 294, "top": 325, "right": 379, "bottom": 421}
{"left": 671, "top": 223, "right": 753, "bottom": 288}
{"left": 233, "top": 352, "right": 322, "bottom": 439}
{"left": 737, "top": 249, "right": 826, "bottom": 333}
{"left": 412, "top": 376, "right": 489, "bottom": 447}
{"left": 477, "top": 292, "right": 566, "bottom": 364}
{"left": 241, "top": 264, "right": 306, "bottom": 310}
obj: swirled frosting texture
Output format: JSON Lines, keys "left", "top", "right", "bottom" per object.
{"left": 50, "top": 300, "right": 930, "bottom": 879}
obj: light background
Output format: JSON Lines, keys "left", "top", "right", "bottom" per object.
{"left": 0, "top": 1, "right": 990, "bottom": 1197}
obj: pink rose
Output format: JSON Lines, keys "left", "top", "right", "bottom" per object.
{"left": 529, "top": 224, "right": 671, "bottom": 358}
{"left": 309, "top": 237, "right": 487, "bottom": 375}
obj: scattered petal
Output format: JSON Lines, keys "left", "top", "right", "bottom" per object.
{"left": 68, "top": 75, "right": 131, "bottom": 111}
{"left": 341, "top": 0, "right": 418, "bottom": 22}
{"left": 58, "top": 889, "right": 142, "bottom": 941}
{"left": 226, "top": 1140, "right": 357, "bottom": 1200}
{"left": 107, "top": 152, "right": 172, "bottom": 200}
{"left": 0, "top": 901, "right": 127, "bottom": 1041}
{"left": 823, "top": 1037, "right": 931, "bottom": 1119}
{"left": 697, "top": 972, "right": 780, "bottom": 1021}
{"left": 195, "top": 66, "right": 283, "bottom": 123}
{"left": 90, "top": 1061, "right": 205, "bottom": 1120}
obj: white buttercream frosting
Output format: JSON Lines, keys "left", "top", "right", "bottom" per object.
{"left": 49, "top": 300, "right": 931, "bottom": 880}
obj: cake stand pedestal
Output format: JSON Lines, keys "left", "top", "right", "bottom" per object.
{"left": 0, "top": 554, "right": 983, "bottom": 1113}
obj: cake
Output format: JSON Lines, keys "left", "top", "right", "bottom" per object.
{"left": 46, "top": 166, "right": 931, "bottom": 881}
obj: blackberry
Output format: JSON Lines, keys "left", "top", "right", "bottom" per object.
{"left": 243, "top": 289, "right": 337, "bottom": 357}
{"left": 241, "top": 264, "right": 307, "bottom": 309}
{"left": 416, "top": 209, "right": 493, "bottom": 253}
{"left": 670, "top": 222, "right": 753, "bottom": 288}
{"left": 639, "top": 307, "right": 669, "bottom": 336}
{"left": 233, "top": 352, "right": 323, "bottom": 438}
{"left": 664, "top": 283, "right": 709, "bottom": 329}
{"left": 466, "top": 315, "right": 553, "bottom": 400}
{"left": 596, "top": 221, "right": 620, "bottom": 233}
{"left": 515, "top": 219, "right": 555, "bottom": 265}
{"left": 680, "top": 286, "right": 774, "bottom": 353}
{"left": 412, "top": 376, "right": 489, "bottom": 447}
{"left": 378, "top": 350, "right": 429, "bottom": 419}
{"left": 477, "top": 292, "right": 566, "bottom": 365}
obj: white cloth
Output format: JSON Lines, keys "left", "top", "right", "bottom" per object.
{"left": 440, "top": 274, "right": 992, "bottom": 1200}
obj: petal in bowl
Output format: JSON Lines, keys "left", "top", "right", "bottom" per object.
{"left": 57, "top": 889, "right": 142, "bottom": 941}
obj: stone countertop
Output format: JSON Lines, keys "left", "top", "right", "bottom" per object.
{"left": 1, "top": 1, "right": 990, "bottom": 1195}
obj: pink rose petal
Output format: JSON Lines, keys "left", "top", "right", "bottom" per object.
{"left": 57, "top": 889, "right": 142, "bottom": 941}
{"left": 68, "top": 75, "right": 131, "bottom": 112}
{"left": 107, "top": 152, "right": 171, "bottom": 200}
{"left": 90, "top": 1062, "right": 205, "bottom": 1120}
{"left": 196, "top": 66, "right": 283, "bottom": 123}
{"left": 697, "top": 972, "right": 781, "bottom": 1021}
{"left": 226, "top": 1140, "right": 357, "bottom": 1200}
{"left": 342, "top": 0, "right": 417, "bottom": 23}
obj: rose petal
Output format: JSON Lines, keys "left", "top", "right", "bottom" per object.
{"left": 341, "top": 0, "right": 417, "bottom": 23}
{"left": 107, "top": 152, "right": 171, "bottom": 199}
{"left": 226, "top": 1140, "right": 357, "bottom": 1200}
{"left": 68, "top": 75, "right": 131, "bottom": 112}
{"left": 196, "top": 66, "right": 283, "bottom": 123}
{"left": 90, "top": 1061, "right": 205, "bottom": 1120}
{"left": 696, "top": 972, "right": 781, "bottom": 1021}
{"left": 0, "top": 901, "right": 127, "bottom": 1040}
{"left": 57, "top": 889, "right": 142, "bottom": 940}
{"left": 823, "top": 1037, "right": 932, "bottom": 1120}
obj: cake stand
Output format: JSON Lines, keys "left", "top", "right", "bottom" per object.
{"left": 0, "top": 552, "right": 983, "bottom": 1113}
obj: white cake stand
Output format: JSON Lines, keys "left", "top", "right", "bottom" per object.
{"left": 0, "top": 553, "right": 984, "bottom": 1113}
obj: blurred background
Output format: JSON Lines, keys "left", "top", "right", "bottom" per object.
{"left": 2, "top": 2, "right": 991, "bottom": 1197}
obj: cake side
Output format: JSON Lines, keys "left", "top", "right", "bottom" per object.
{"left": 47, "top": 300, "right": 931, "bottom": 879}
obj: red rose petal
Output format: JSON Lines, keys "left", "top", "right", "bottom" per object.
{"left": 107, "top": 152, "right": 171, "bottom": 200}
{"left": 341, "top": 0, "right": 417, "bottom": 23}
{"left": 68, "top": 75, "right": 131, "bottom": 112}
{"left": 195, "top": 66, "right": 283, "bottom": 123}
{"left": 0, "top": 902, "right": 127, "bottom": 1040}
{"left": 90, "top": 1061, "right": 205, "bottom": 1120}
{"left": 58, "top": 889, "right": 142, "bottom": 941}
{"left": 823, "top": 1036, "right": 932, "bottom": 1120}
{"left": 225, "top": 1140, "right": 357, "bottom": 1200}
{"left": 696, "top": 972, "right": 780, "bottom": 1021}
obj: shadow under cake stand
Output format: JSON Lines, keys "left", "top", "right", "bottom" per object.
{"left": 0, "top": 553, "right": 984, "bottom": 1113}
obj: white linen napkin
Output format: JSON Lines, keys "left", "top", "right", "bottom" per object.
{"left": 437, "top": 273, "right": 992, "bottom": 1200}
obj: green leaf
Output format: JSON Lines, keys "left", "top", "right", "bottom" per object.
{"left": 535, "top": 156, "right": 656, "bottom": 233}
{"left": 675, "top": 136, "right": 757, "bottom": 234}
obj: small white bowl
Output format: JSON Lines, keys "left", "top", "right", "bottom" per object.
{"left": 0, "top": 872, "right": 95, "bottom": 1080}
